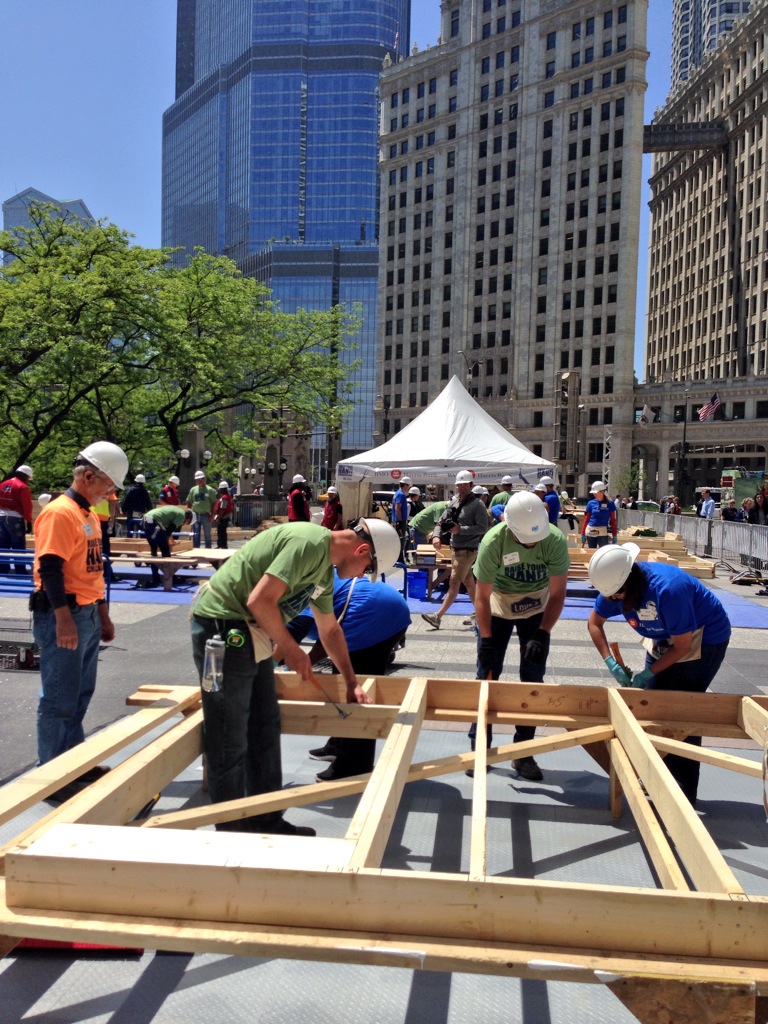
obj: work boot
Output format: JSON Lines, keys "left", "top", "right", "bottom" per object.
{"left": 513, "top": 757, "right": 543, "bottom": 782}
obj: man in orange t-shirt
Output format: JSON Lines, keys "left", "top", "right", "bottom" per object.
{"left": 32, "top": 441, "right": 129, "bottom": 795}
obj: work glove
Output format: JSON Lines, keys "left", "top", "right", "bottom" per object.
{"left": 477, "top": 637, "right": 497, "bottom": 677}
{"left": 580, "top": 536, "right": 587, "bottom": 546}
{"left": 633, "top": 668, "right": 656, "bottom": 689}
{"left": 604, "top": 655, "right": 632, "bottom": 686}
{"left": 611, "top": 535, "right": 618, "bottom": 544}
{"left": 524, "top": 628, "right": 550, "bottom": 666}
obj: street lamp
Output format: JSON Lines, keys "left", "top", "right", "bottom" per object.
{"left": 457, "top": 350, "right": 480, "bottom": 392}
{"left": 676, "top": 380, "right": 691, "bottom": 502}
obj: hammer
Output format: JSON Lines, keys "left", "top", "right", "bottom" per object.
{"left": 308, "top": 672, "right": 350, "bottom": 719}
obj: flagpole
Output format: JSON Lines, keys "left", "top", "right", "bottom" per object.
{"left": 676, "top": 380, "right": 691, "bottom": 503}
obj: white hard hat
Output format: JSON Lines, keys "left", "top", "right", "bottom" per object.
{"left": 134, "top": 474, "right": 146, "bottom": 483}
{"left": 194, "top": 470, "right": 206, "bottom": 480}
{"left": 455, "top": 469, "right": 474, "bottom": 484}
{"left": 292, "top": 474, "right": 306, "bottom": 484}
{"left": 472, "top": 484, "right": 485, "bottom": 495}
{"left": 218, "top": 481, "right": 229, "bottom": 489}
{"left": 588, "top": 543, "right": 641, "bottom": 597}
{"left": 354, "top": 518, "right": 401, "bottom": 576}
{"left": 501, "top": 475, "right": 514, "bottom": 485}
{"left": 76, "top": 441, "right": 129, "bottom": 489}
{"left": 327, "top": 486, "right": 338, "bottom": 494}
{"left": 15, "top": 464, "right": 33, "bottom": 480}
{"left": 399, "top": 476, "right": 411, "bottom": 485}
{"left": 560, "top": 491, "right": 569, "bottom": 500}
{"left": 533, "top": 483, "right": 546, "bottom": 493}
{"left": 169, "top": 475, "right": 180, "bottom": 485}
{"left": 539, "top": 476, "right": 554, "bottom": 486}
{"left": 504, "top": 491, "right": 550, "bottom": 544}
{"left": 590, "top": 480, "right": 607, "bottom": 494}
{"left": 408, "top": 486, "right": 420, "bottom": 495}
{"left": 37, "top": 492, "right": 51, "bottom": 507}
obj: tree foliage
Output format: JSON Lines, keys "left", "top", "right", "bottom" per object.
{"left": 0, "top": 206, "right": 360, "bottom": 486}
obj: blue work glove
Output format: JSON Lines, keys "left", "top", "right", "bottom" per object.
{"left": 611, "top": 535, "right": 618, "bottom": 544}
{"left": 580, "top": 535, "right": 587, "bottom": 546}
{"left": 633, "top": 668, "right": 656, "bottom": 689}
{"left": 524, "top": 628, "right": 550, "bottom": 665}
{"left": 478, "top": 637, "right": 497, "bottom": 677}
{"left": 604, "top": 655, "right": 632, "bottom": 686}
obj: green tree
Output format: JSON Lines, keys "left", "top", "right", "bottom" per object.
{"left": 0, "top": 209, "right": 360, "bottom": 486}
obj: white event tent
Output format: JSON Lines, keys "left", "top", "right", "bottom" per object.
{"left": 336, "top": 376, "right": 556, "bottom": 518}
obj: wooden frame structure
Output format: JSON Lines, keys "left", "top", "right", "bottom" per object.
{"left": 0, "top": 677, "right": 766, "bottom": 1024}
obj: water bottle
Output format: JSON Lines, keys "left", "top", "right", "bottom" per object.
{"left": 202, "top": 634, "right": 225, "bottom": 692}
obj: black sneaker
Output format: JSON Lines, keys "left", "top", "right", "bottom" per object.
{"left": 308, "top": 742, "right": 336, "bottom": 762}
{"left": 315, "top": 765, "right": 362, "bottom": 782}
{"left": 514, "top": 757, "right": 543, "bottom": 781}
{"left": 261, "top": 819, "right": 316, "bottom": 837}
{"left": 465, "top": 766, "right": 490, "bottom": 777}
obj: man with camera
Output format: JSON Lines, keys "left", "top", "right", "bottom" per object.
{"left": 421, "top": 470, "right": 488, "bottom": 629}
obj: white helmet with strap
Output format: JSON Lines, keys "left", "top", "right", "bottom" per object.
{"left": 354, "top": 518, "right": 401, "bottom": 576}
{"left": 75, "top": 441, "right": 129, "bottom": 489}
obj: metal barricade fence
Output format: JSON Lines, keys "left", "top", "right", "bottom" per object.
{"left": 234, "top": 495, "right": 288, "bottom": 529}
{"left": 618, "top": 510, "right": 768, "bottom": 570}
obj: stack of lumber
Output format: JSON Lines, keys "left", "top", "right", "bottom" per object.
{"left": 567, "top": 531, "right": 715, "bottom": 581}
{"left": 109, "top": 537, "right": 194, "bottom": 557}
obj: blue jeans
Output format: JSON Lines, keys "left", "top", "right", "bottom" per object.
{"left": 0, "top": 514, "right": 27, "bottom": 573}
{"left": 191, "top": 615, "right": 283, "bottom": 831}
{"left": 193, "top": 512, "right": 212, "bottom": 548}
{"left": 142, "top": 519, "right": 171, "bottom": 584}
{"left": 469, "top": 612, "right": 546, "bottom": 750}
{"left": 585, "top": 534, "right": 611, "bottom": 549}
{"left": 34, "top": 602, "right": 102, "bottom": 765}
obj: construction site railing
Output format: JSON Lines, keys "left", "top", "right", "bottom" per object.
{"left": 618, "top": 510, "right": 768, "bottom": 572}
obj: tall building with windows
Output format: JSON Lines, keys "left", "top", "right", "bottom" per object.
{"left": 376, "top": 0, "right": 647, "bottom": 493}
{"left": 639, "top": 0, "right": 768, "bottom": 496}
{"left": 672, "top": 0, "right": 751, "bottom": 86}
{"left": 162, "top": 0, "right": 410, "bottom": 466}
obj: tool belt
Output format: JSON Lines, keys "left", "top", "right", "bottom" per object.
{"left": 29, "top": 590, "right": 79, "bottom": 612}
{"left": 490, "top": 583, "right": 550, "bottom": 620}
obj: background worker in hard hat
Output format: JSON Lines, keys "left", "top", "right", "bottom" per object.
{"left": 492, "top": 473, "right": 515, "bottom": 508}
{"left": 120, "top": 473, "right": 152, "bottom": 536}
{"left": 190, "top": 517, "right": 401, "bottom": 836}
{"left": 539, "top": 476, "right": 561, "bottom": 525}
{"left": 470, "top": 491, "right": 570, "bottom": 781}
{"left": 319, "top": 485, "right": 344, "bottom": 531}
{"left": 137, "top": 503, "right": 194, "bottom": 588}
{"left": 0, "top": 463, "right": 34, "bottom": 573}
{"left": 211, "top": 481, "right": 235, "bottom": 548}
{"left": 390, "top": 476, "right": 412, "bottom": 561}
{"left": 159, "top": 474, "right": 181, "bottom": 505}
{"left": 586, "top": 542, "right": 731, "bottom": 806}
{"left": 90, "top": 489, "right": 120, "bottom": 583}
{"left": 287, "top": 473, "right": 311, "bottom": 522}
{"left": 581, "top": 480, "right": 618, "bottom": 548}
{"left": 408, "top": 496, "right": 447, "bottom": 550}
{"left": 421, "top": 470, "right": 488, "bottom": 630}
{"left": 186, "top": 469, "right": 217, "bottom": 547}
{"left": 31, "top": 441, "right": 129, "bottom": 792}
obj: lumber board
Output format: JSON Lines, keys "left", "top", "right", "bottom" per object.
{"left": 608, "top": 738, "right": 689, "bottom": 892}
{"left": 649, "top": 736, "right": 763, "bottom": 779}
{"left": 469, "top": 678, "right": 489, "bottom": 882}
{"left": 1, "top": 873, "right": 767, "bottom": 989}
{"left": 0, "top": 710, "right": 203, "bottom": 868}
{"left": 606, "top": 975, "right": 756, "bottom": 1024}
{"left": 345, "top": 677, "right": 428, "bottom": 869}
{"left": 607, "top": 691, "right": 744, "bottom": 896}
{"left": 0, "top": 691, "right": 200, "bottom": 827}
{"left": 139, "top": 727, "right": 615, "bottom": 830}
{"left": 7, "top": 826, "right": 768, "bottom": 962}
{"left": 738, "top": 697, "right": 768, "bottom": 747}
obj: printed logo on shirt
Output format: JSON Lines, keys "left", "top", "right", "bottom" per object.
{"left": 503, "top": 562, "right": 549, "bottom": 584}
{"left": 627, "top": 617, "right": 639, "bottom": 628}
{"left": 86, "top": 536, "right": 103, "bottom": 574}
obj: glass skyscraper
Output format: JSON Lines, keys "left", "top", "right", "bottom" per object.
{"left": 672, "top": 0, "right": 751, "bottom": 85}
{"left": 162, "top": 0, "right": 411, "bottom": 462}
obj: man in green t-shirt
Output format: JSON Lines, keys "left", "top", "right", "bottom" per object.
{"left": 469, "top": 491, "right": 570, "bottom": 781}
{"left": 140, "top": 505, "right": 192, "bottom": 588}
{"left": 409, "top": 500, "right": 447, "bottom": 547}
{"left": 186, "top": 470, "right": 218, "bottom": 547}
{"left": 190, "top": 518, "right": 400, "bottom": 837}
{"left": 489, "top": 473, "right": 515, "bottom": 509}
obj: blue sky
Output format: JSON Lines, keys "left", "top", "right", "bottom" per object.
{"left": 0, "top": 1, "right": 671, "bottom": 380}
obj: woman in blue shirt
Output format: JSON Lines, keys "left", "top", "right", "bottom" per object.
{"left": 587, "top": 542, "right": 731, "bottom": 805}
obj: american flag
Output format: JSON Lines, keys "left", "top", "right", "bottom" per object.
{"left": 393, "top": 28, "right": 399, "bottom": 53}
{"left": 698, "top": 392, "right": 721, "bottom": 422}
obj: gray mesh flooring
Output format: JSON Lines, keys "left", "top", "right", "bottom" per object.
{"left": 0, "top": 725, "right": 765, "bottom": 1024}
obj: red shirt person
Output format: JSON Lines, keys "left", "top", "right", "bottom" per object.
{"left": 0, "top": 464, "right": 34, "bottom": 573}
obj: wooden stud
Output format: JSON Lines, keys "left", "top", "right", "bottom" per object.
{"left": 469, "top": 678, "right": 489, "bottom": 882}
{"left": 649, "top": 736, "right": 763, "bottom": 779}
{"left": 606, "top": 975, "right": 757, "bottom": 1024}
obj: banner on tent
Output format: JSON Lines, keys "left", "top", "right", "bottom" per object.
{"left": 335, "top": 464, "right": 556, "bottom": 484}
